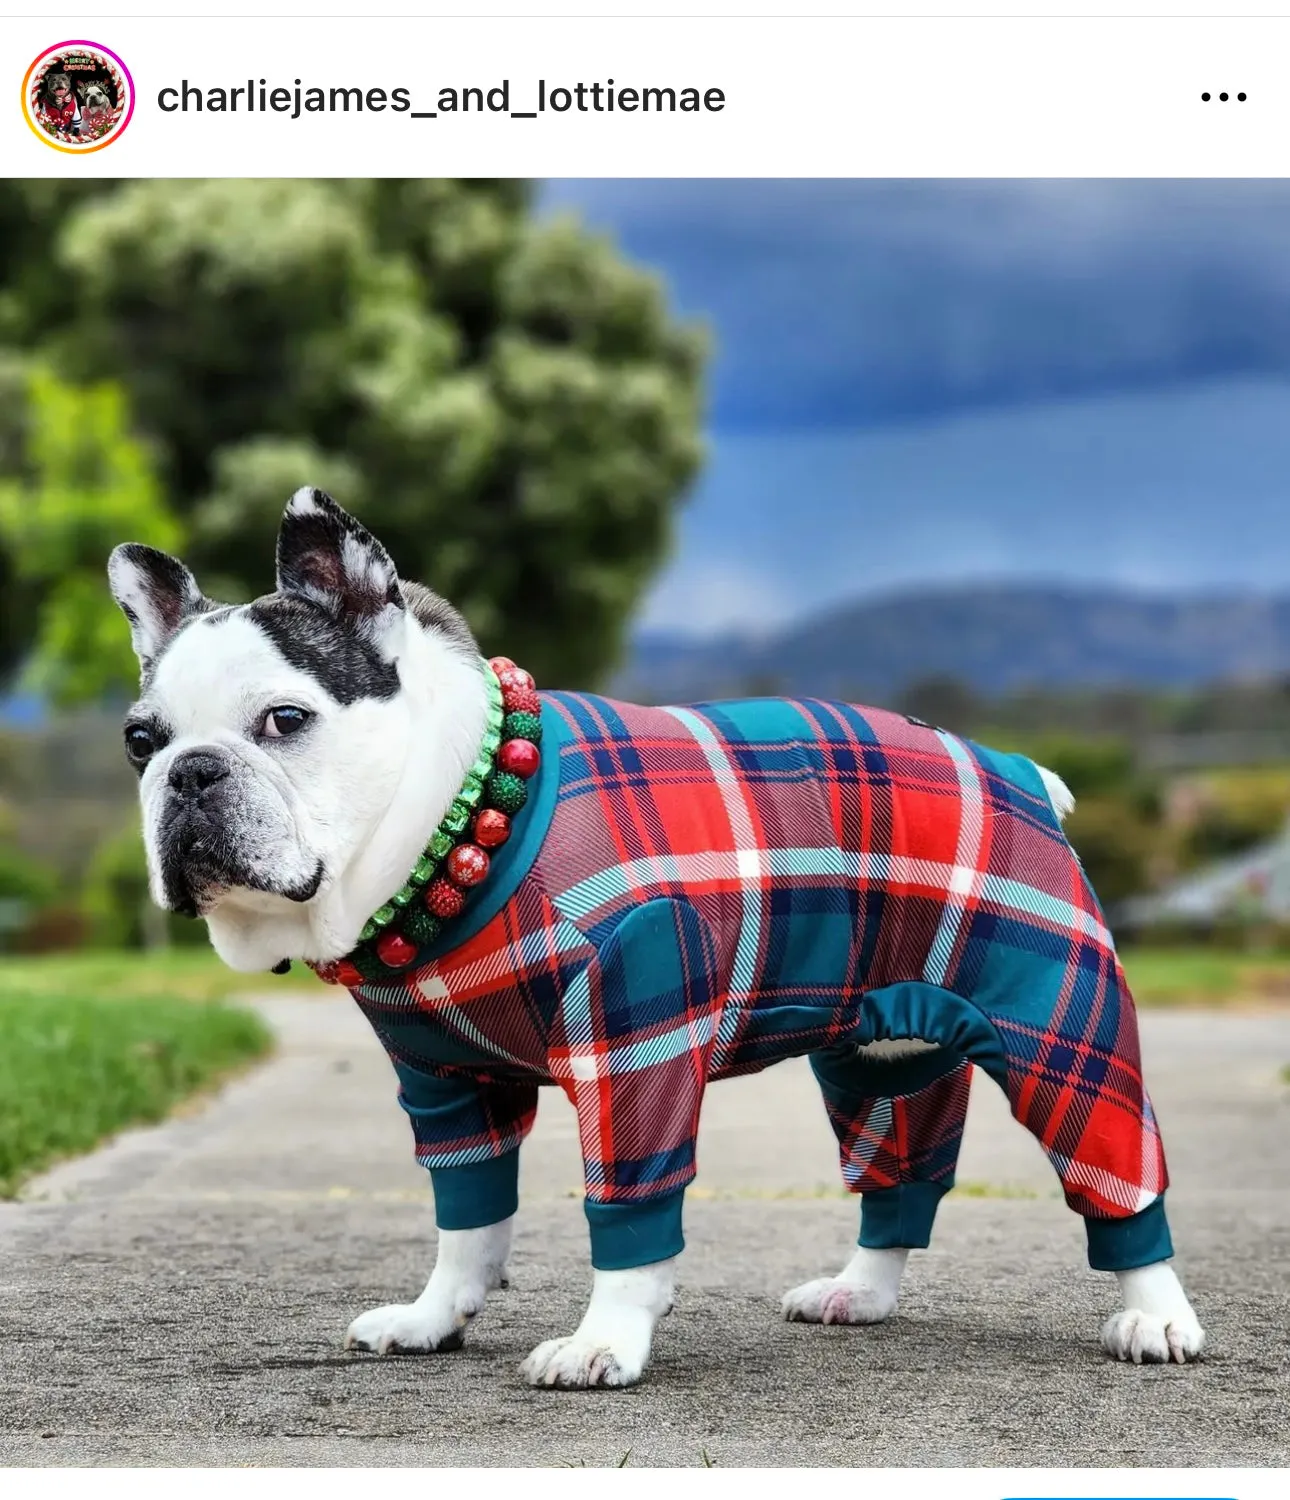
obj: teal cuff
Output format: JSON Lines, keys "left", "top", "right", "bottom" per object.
{"left": 585, "top": 1189, "right": 686, "bottom": 1271}
{"left": 858, "top": 1180, "right": 950, "bottom": 1250}
{"left": 429, "top": 1151, "right": 520, "bottom": 1232}
{"left": 1084, "top": 1194, "right": 1174, "bottom": 1272}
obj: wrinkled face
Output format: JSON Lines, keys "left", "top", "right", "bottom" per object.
{"left": 123, "top": 599, "right": 412, "bottom": 917}
{"left": 109, "top": 487, "right": 422, "bottom": 922}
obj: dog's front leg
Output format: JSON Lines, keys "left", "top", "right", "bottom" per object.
{"left": 524, "top": 899, "right": 716, "bottom": 1389}
{"left": 520, "top": 1258, "right": 676, "bottom": 1389}
{"left": 345, "top": 1216, "right": 512, "bottom": 1354}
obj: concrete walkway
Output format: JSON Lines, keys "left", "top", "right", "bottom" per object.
{"left": 1, "top": 996, "right": 1288, "bottom": 1466}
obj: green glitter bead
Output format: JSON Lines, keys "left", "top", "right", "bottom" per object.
{"left": 402, "top": 907, "right": 443, "bottom": 946}
{"left": 391, "top": 885, "right": 416, "bottom": 908}
{"left": 411, "top": 855, "right": 435, "bottom": 884}
{"left": 351, "top": 948, "right": 387, "bottom": 983}
{"left": 359, "top": 918, "right": 377, "bottom": 942}
{"left": 443, "top": 801, "right": 470, "bottom": 834}
{"left": 486, "top": 771, "right": 528, "bottom": 815}
{"left": 461, "top": 770, "right": 486, "bottom": 802}
{"left": 371, "top": 903, "right": 396, "bottom": 929}
{"left": 503, "top": 711, "right": 543, "bottom": 744}
{"left": 429, "top": 830, "right": 454, "bottom": 861}
{"left": 481, "top": 729, "right": 502, "bottom": 757}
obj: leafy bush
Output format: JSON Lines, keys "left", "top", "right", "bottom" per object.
{"left": 1174, "top": 768, "right": 1290, "bottom": 870}
{"left": 1019, "top": 734, "right": 1137, "bottom": 798}
{"left": 1064, "top": 795, "right": 1161, "bottom": 906}
{"left": 0, "top": 840, "right": 55, "bottom": 903}
{"left": 0, "top": 840, "right": 58, "bottom": 952}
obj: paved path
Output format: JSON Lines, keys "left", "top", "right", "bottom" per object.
{"left": 2, "top": 997, "right": 1288, "bottom": 1466}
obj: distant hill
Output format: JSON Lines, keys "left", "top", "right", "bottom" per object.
{"left": 614, "top": 584, "right": 1290, "bottom": 703}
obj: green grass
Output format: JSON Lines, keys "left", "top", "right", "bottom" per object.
{"left": 0, "top": 946, "right": 323, "bottom": 1005}
{"left": 0, "top": 989, "right": 274, "bottom": 1197}
{"left": 1118, "top": 945, "right": 1290, "bottom": 1007}
{"left": 952, "top": 1180, "right": 1045, "bottom": 1200}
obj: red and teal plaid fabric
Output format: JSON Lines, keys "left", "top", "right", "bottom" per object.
{"left": 351, "top": 691, "right": 1168, "bottom": 1264}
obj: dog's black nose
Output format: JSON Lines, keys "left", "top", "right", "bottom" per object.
{"left": 168, "top": 751, "right": 230, "bottom": 799}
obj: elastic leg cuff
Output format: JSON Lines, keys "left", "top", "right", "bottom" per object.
{"left": 1084, "top": 1194, "right": 1174, "bottom": 1271}
{"left": 429, "top": 1150, "right": 520, "bottom": 1231}
{"left": 858, "top": 1180, "right": 950, "bottom": 1250}
{"left": 585, "top": 1189, "right": 686, "bottom": 1271}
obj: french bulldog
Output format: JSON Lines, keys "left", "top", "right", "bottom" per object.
{"left": 107, "top": 488, "right": 1205, "bottom": 1388}
{"left": 77, "top": 81, "right": 113, "bottom": 129}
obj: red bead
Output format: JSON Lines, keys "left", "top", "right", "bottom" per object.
{"left": 426, "top": 878, "right": 466, "bottom": 918}
{"left": 335, "top": 960, "right": 365, "bottom": 988}
{"left": 473, "top": 808, "right": 511, "bottom": 848}
{"left": 447, "top": 843, "right": 490, "bottom": 887}
{"left": 497, "top": 666, "right": 534, "bottom": 694}
{"left": 376, "top": 930, "right": 418, "bottom": 968}
{"left": 312, "top": 960, "right": 341, "bottom": 985}
{"left": 498, "top": 668, "right": 538, "bottom": 714}
{"left": 502, "top": 683, "right": 541, "bottom": 716}
{"left": 498, "top": 738, "right": 540, "bottom": 779}
{"left": 488, "top": 655, "right": 516, "bottom": 675}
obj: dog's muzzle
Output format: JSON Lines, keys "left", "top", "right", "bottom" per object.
{"left": 157, "top": 748, "right": 323, "bottom": 915}
{"left": 158, "top": 749, "right": 238, "bottom": 915}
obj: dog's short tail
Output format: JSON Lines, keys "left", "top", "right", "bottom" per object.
{"left": 1036, "top": 764, "right": 1076, "bottom": 823}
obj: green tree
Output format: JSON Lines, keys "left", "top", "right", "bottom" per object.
{"left": 1064, "top": 796, "right": 1161, "bottom": 905}
{"left": 0, "top": 179, "right": 707, "bottom": 688}
{"left": 0, "top": 363, "right": 180, "bottom": 706}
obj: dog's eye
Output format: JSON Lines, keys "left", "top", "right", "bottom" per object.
{"left": 124, "top": 725, "right": 156, "bottom": 763}
{"left": 261, "top": 706, "right": 311, "bottom": 740}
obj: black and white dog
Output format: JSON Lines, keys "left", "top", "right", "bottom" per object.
{"left": 107, "top": 489, "right": 1204, "bottom": 1388}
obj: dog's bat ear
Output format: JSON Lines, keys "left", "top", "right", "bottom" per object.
{"left": 275, "top": 487, "right": 405, "bottom": 655}
{"left": 107, "top": 544, "right": 211, "bottom": 675}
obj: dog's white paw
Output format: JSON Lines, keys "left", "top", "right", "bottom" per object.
{"left": 521, "top": 1262, "right": 672, "bottom": 1389}
{"left": 782, "top": 1245, "right": 907, "bottom": 1325}
{"left": 781, "top": 1274, "right": 898, "bottom": 1325}
{"left": 521, "top": 1324, "right": 650, "bottom": 1389}
{"left": 345, "top": 1221, "right": 512, "bottom": 1355}
{"left": 344, "top": 1290, "right": 480, "bottom": 1355}
{"left": 1101, "top": 1307, "right": 1206, "bottom": 1365}
{"left": 1104, "top": 1261, "right": 1206, "bottom": 1365}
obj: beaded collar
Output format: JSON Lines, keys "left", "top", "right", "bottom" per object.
{"left": 305, "top": 655, "right": 541, "bottom": 988}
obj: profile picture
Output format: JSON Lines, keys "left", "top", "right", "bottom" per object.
{"left": 23, "top": 41, "right": 134, "bottom": 153}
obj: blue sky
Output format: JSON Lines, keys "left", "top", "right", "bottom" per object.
{"left": 538, "top": 181, "right": 1290, "bottom": 637}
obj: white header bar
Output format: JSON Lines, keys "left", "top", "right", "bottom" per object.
{"left": 12, "top": 4, "right": 1290, "bottom": 19}
{"left": 9, "top": 14, "right": 1288, "bottom": 176}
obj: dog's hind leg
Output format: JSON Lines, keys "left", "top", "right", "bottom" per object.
{"left": 968, "top": 949, "right": 1205, "bottom": 1364}
{"left": 782, "top": 1244, "right": 910, "bottom": 1326}
{"left": 1102, "top": 1261, "right": 1204, "bottom": 1364}
{"left": 782, "top": 1050, "right": 972, "bottom": 1325}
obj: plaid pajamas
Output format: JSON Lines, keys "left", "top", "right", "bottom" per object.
{"left": 349, "top": 692, "right": 1173, "bottom": 1273}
